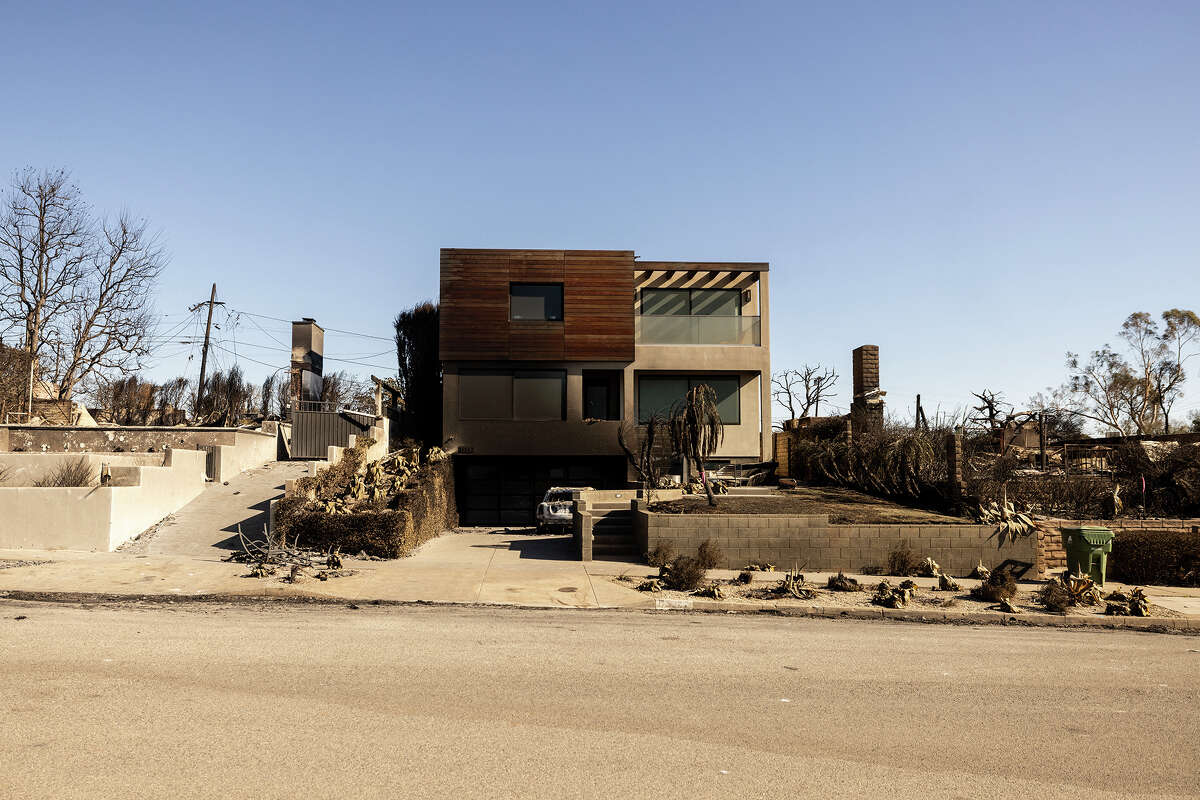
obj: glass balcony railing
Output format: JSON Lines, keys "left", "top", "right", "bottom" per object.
{"left": 635, "top": 315, "right": 761, "bottom": 346}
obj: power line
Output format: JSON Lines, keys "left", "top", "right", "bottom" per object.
{"left": 228, "top": 308, "right": 393, "bottom": 342}
{"left": 211, "top": 339, "right": 397, "bottom": 371}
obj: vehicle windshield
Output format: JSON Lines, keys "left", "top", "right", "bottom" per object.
{"left": 545, "top": 490, "right": 574, "bottom": 502}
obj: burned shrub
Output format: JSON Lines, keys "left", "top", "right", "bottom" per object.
{"left": 970, "top": 568, "right": 1017, "bottom": 602}
{"left": 826, "top": 572, "right": 861, "bottom": 592}
{"left": 660, "top": 555, "right": 708, "bottom": 592}
{"left": 646, "top": 542, "right": 676, "bottom": 568}
{"left": 696, "top": 538, "right": 724, "bottom": 570}
{"left": 887, "top": 540, "right": 921, "bottom": 577}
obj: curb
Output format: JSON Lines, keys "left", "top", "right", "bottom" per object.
{"left": 2, "top": 588, "right": 1196, "bottom": 634}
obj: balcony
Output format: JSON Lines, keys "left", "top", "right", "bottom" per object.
{"left": 635, "top": 315, "right": 761, "bottom": 346}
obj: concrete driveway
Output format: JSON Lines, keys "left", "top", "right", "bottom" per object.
{"left": 122, "top": 461, "right": 310, "bottom": 557}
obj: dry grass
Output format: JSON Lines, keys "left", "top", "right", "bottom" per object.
{"left": 32, "top": 458, "right": 95, "bottom": 488}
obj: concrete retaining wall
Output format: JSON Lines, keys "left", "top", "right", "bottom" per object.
{"left": 0, "top": 426, "right": 278, "bottom": 483}
{"left": 0, "top": 449, "right": 206, "bottom": 551}
{"left": 0, "top": 452, "right": 165, "bottom": 486}
{"left": 210, "top": 432, "right": 278, "bottom": 482}
{"left": 633, "top": 502, "right": 1037, "bottom": 576}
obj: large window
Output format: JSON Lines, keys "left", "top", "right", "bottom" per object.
{"left": 513, "top": 370, "right": 566, "bottom": 420}
{"left": 637, "top": 375, "right": 740, "bottom": 424}
{"left": 641, "top": 288, "right": 741, "bottom": 316}
{"left": 510, "top": 283, "right": 564, "bottom": 321}
{"left": 459, "top": 369, "right": 565, "bottom": 420}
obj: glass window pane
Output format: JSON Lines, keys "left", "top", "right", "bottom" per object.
{"left": 513, "top": 370, "right": 565, "bottom": 420}
{"left": 641, "top": 289, "right": 690, "bottom": 316}
{"left": 584, "top": 384, "right": 608, "bottom": 419}
{"left": 690, "top": 289, "right": 741, "bottom": 316}
{"left": 459, "top": 371, "right": 512, "bottom": 419}
{"left": 638, "top": 376, "right": 688, "bottom": 423}
{"left": 689, "top": 377, "right": 740, "bottom": 424}
{"left": 510, "top": 284, "right": 563, "bottom": 321}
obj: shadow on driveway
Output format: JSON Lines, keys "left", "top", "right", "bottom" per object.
{"left": 470, "top": 534, "right": 575, "bottom": 560}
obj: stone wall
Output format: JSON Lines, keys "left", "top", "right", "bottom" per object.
{"left": 633, "top": 502, "right": 1036, "bottom": 576}
{"left": 2, "top": 425, "right": 244, "bottom": 453}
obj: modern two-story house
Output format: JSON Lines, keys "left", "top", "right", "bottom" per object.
{"left": 440, "top": 248, "right": 771, "bottom": 526}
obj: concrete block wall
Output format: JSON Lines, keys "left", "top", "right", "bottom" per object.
{"left": 633, "top": 503, "right": 1036, "bottom": 576}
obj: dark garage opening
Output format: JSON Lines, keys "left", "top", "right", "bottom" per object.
{"left": 454, "top": 456, "right": 626, "bottom": 527}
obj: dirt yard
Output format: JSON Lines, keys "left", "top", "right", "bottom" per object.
{"left": 650, "top": 485, "right": 964, "bottom": 524}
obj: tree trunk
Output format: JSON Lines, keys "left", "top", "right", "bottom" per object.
{"left": 698, "top": 453, "right": 716, "bottom": 507}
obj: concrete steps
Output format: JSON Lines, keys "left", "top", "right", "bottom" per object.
{"left": 591, "top": 507, "right": 635, "bottom": 558}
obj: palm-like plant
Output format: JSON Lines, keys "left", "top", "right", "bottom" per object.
{"left": 668, "top": 383, "right": 724, "bottom": 506}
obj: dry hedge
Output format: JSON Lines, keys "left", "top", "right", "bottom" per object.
{"left": 1109, "top": 530, "right": 1200, "bottom": 587}
{"left": 274, "top": 454, "right": 458, "bottom": 559}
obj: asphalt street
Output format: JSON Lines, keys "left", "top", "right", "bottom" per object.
{"left": 1, "top": 601, "right": 1197, "bottom": 799}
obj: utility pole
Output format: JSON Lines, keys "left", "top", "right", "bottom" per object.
{"left": 189, "top": 284, "right": 224, "bottom": 414}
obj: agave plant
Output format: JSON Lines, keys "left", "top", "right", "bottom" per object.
{"left": 871, "top": 579, "right": 915, "bottom": 608}
{"left": 1038, "top": 571, "right": 1101, "bottom": 610}
{"left": 975, "top": 485, "right": 1036, "bottom": 543}
{"left": 693, "top": 584, "right": 725, "bottom": 600}
{"left": 776, "top": 569, "right": 817, "bottom": 599}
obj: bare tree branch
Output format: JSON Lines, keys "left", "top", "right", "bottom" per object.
{"left": 0, "top": 169, "right": 165, "bottom": 400}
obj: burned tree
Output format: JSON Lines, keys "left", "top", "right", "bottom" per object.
{"left": 0, "top": 169, "right": 165, "bottom": 402}
{"left": 617, "top": 412, "right": 670, "bottom": 501}
{"left": 668, "top": 383, "right": 725, "bottom": 507}
{"left": 772, "top": 364, "right": 838, "bottom": 423}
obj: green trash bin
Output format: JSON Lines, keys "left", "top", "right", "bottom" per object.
{"left": 1061, "top": 526, "right": 1114, "bottom": 585}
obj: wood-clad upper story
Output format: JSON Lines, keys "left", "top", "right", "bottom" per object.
{"left": 439, "top": 248, "right": 770, "bottom": 362}
{"left": 440, "top": 249, "right": 636, "bottom": 362}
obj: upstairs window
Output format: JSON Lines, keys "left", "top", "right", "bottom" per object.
{"left": 641, "top": 288, "right": 741, "bottom": 316}
{"left": 510, "top": 283, "right": 564, "bottom": 321}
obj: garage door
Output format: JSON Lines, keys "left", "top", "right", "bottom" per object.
{"left": 455, "top": 456, "right": 626, "bottom": 527}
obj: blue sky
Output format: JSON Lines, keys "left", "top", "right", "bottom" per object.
{"left": 4, "top": 0, "right": 1199, "bottom": 424}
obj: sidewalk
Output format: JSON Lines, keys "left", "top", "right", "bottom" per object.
{"left": 3, "top": 528, "right": 1200, "bottom": 629}
{"left": 0, "top": 530, "right": 653, "bottom": 608}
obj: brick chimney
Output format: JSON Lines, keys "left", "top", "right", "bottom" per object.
{"left": 850, "top": 344, "right": 884, "bottom": 435}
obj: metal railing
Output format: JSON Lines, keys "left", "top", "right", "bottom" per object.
{"left": 635, "top": 315, "right": 761, "bottom": 346}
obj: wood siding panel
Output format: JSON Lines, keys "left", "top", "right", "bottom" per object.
{"left": 563, "top": 251, "right": 634, "bottom": 361}
{"left": 441, "top": 248, "right": 634, "bottom": 362}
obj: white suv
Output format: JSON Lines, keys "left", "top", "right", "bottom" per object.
{"left": 535, "top": 486, "right": 591, "bottom": 533}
